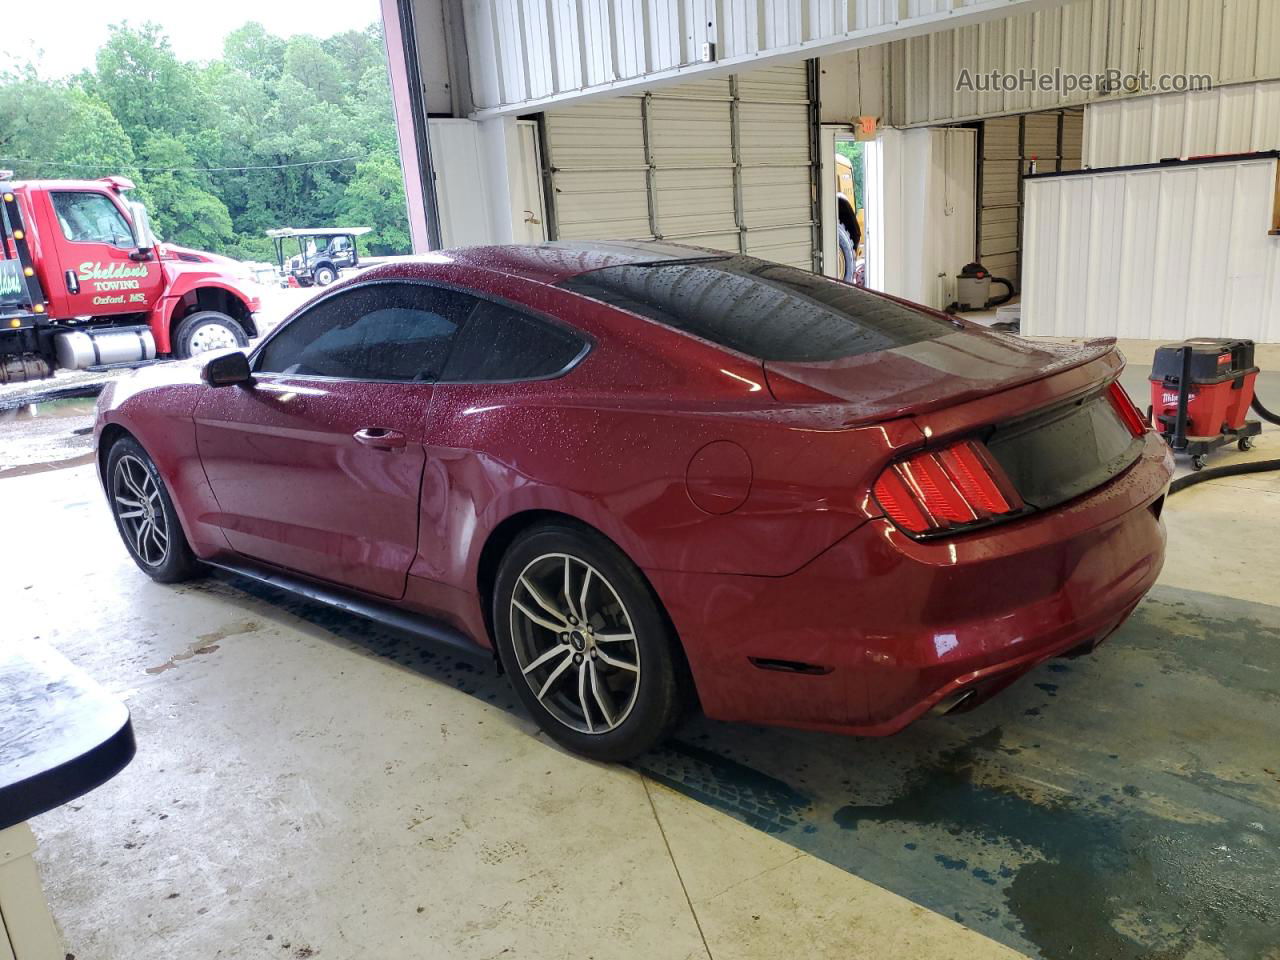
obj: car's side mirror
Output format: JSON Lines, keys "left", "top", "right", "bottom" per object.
{"left": 201, "top": 351, "right": 253, "bottom": 387}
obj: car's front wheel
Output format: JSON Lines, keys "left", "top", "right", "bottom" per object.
{"left": 106, "top": 437, "right": 203, "bottom": 583}
{"left": 493, "top": 523, "right": 685, "bottom": 762}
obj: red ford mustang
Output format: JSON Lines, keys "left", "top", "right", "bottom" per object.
{"left": 94, "top": 242, "right": 1172, "bottom": 761}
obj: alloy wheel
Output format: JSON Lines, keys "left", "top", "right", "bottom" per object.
{"left": 508, "top": 552, "right": 641, "bottom": 735}
{"left": 113, "top": 454, "right": 169, "bottom": 567}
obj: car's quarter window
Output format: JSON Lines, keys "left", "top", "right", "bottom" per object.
{"left": 557, "top": 255, "right": 954, "bottom": 362}
{"left": 441, "top": 300, "right": 586, "bottom": 382}
{"left": 254, "top": 283, "right": 473, "bottom": 381}
{"left": 51, "top": 192, "right": 135, "bottom": 248}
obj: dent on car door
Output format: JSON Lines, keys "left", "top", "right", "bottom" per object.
{"left": 194, "top": 282, "right": 473, "bottom": 599}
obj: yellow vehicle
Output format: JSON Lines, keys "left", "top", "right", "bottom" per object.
{"left": 835, "top": 153, "right": 865, "bottom": 283}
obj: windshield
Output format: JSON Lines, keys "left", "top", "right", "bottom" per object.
{"left": 557, "top": 255, "right": 955, "bottom": 362}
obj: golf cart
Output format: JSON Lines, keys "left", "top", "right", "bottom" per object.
{"left": 267, "top": 226, "right": 372, "bottom": 287}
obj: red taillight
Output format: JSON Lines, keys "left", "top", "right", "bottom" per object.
{"left": 873, "top": 439, "right": 1021, "bottom": 536}
{"left": 1107, "top": 381, "right": 1147, "bottom": 437}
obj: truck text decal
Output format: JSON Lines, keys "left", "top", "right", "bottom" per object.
{"left": 78, "top": 261, "right": 148, "bottom": 294}
{"left": 78, "top": 261, "right": 150, "bottom": 281}
{"left": 0, "top": 260, "right": 23, "bottom": 299}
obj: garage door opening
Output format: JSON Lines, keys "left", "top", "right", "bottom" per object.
{"left": 833, "top": 136, "right": 866, "bottom": 285}
{"left": 821, "top": 125, "right": 878, "bottom": 288}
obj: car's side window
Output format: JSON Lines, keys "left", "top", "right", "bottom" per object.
{"left": 51, "top": 192, "right": 135, "bottom": 248}
{"left": 442, "top": 300, "right": 585, "bottom": 382}
{"left": 255, "top": 283, "right": 474, "bottom": 381}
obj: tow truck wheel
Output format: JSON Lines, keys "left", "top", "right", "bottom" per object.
{"left": 313, "top": 265, "right": 337, "bottom": 286}
{"left": 173, "top": 310, "right": 249, "bottom": 359}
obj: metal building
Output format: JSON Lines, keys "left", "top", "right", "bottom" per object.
{"left": 380, "top": 0, "right": 1280, "bottom": 337}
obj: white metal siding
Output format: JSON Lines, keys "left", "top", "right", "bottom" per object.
{"left": 1085, "top": 80, "right": 1280, "bottom": 166}
{"left": 1022, "top": 157, "right": 1280, "bottom": 342}
{"left": 817, "top": 0, "right": 1280, "bottom": 128}
{"left": 866, "top": 127, "right": 977, "bottom": 309}
{"left": 458, "top": 0, "right": 1060, "bottom": 115}
{"left": 543, "top": 64, "right": 816, "bottom": 269}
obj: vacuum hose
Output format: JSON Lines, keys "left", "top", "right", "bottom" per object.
{"left": 986, "top": 276, "right": 1015, "bottom": 309}
{"left": 1252, "top": 393, "right": 1280, "bottom": 426}
{"left": 1168, "top": 394, "right": 1280, "bottom": 495}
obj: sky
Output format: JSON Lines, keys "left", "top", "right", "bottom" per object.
{"left": 1, "top": 0, "right": 384, "bottom": 78}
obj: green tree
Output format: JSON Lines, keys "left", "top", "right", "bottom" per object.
{"left": 81, "top": 24, "right": 209, "bottom": 147}
{"left": 137, "top": 133, "right": 233, "bottom": 249}
{"left": 342, "top": 152, "right": 410, "bottom": 255}
{"left": 0, "top": 74, "right": 139, "bottom": 183}
{"left": 0, "top": 20, "right": 410, "bottom": 260}
{"left": 283, "top": 36, "right": 344, "bottom": 104}
{"left": 223, "top": 23, "right": 286, "bottom": 82}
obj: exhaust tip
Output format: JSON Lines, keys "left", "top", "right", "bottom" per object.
{"left": 930, "top": 688, "right": 977, "bottom": 717}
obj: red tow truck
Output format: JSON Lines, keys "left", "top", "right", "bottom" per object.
{"left": 0, "top": 172, "right": 261, "bottom": 383}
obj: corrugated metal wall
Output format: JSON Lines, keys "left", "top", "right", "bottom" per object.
{"left": 542, "top": 63, "right": 817, "bottom": 269}
{"left": 978, "top": 108, "right": 1083, "bottom": 285}
{"left": 1086, "top": 80, "right": 1280, "bottom": 166}
{"left": 818, "top": 0, "right": 1280, "bottom": 127}
{"left": 458, "top": 0, "right": 1058, "bottom": 115}
{"left": 1022, "top": 156, "right": 1280, "bottom": 341}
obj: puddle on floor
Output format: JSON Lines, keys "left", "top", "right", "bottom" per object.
{"left": 0, "top": 397, "right": 98, "bottom": 420}
{"left": 0, "top": 398, "right": 98, "bottom": 476}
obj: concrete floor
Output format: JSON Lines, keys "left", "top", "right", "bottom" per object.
{"left": 2, "top": 338, "right": 1279, "bottom": 960}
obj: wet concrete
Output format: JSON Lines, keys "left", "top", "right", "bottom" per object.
{"left": 3, "top": 332, "right": 1277, "bottom": 958}
{"left": 0, "top": 397, "right": 98, "bottom": 475}
{"left": 202, "top": 569, "right": 1280, "bottom": 960}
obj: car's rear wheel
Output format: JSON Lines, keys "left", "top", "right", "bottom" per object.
{"left": 106, "top": 437, "right": 203, "bottom": 583}
{"left": 172, "top": 310, "right": 249, "bottom": 359}
{"left": 493, "top": 523, "right": 684, "bottom": 762}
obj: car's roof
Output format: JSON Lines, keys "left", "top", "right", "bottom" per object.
{"left": 438, "top": 240, "right": 726, "bottom": 285}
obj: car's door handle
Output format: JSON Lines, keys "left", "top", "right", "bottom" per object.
{"left": 353, "top": 427, "right": 406, "bottom": 450}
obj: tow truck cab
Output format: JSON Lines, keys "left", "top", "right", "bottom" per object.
{"left": 0, "top": 174, "right": 261, "bottom": 383}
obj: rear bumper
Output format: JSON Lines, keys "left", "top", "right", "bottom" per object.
{"left": 647, "top": 432, "right": 1173, "bottom": 735}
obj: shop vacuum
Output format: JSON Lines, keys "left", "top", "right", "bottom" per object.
{"left": 1148, "top": 337, "right": 1280, "bottom": 494}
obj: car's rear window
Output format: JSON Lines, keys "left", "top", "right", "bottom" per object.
{"left": 556, "top": 256, "right": 954, "bottom": 362}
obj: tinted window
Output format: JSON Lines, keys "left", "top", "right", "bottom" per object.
{"left": 442, "top": 300, "right": 585, "bottom": 382}
{"left": 558, "top": 256, "right": 953, "bottom": 362}
{"left": 51, "top": 192, "right": 134, "bottom": 248}
{"left": 256, "top": 283, "right": 471, "bottom": 381}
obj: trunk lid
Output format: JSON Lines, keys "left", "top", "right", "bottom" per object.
{"left": 763, "top": 328, "right": 1119, "bottom": 424}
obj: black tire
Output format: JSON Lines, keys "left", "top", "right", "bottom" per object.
{"left": 1239, "top": 436, "right": 1253, "bottom": 452}
{"left": 313, "top": 264, "right": 337, "bottom": 286}
{"left": 837, "top": 224, "right": 856, "bottom": 282}
{"left": 105, "top": 436, "right": 203, "bottom": 583}
{"left": 493, "top": 522, "right": 684, "bottom": 762}
{"left": 172, "top": 310, "right": 249, "bottom": 359}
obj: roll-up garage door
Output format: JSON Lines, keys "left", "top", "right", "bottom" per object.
{"left": 541, "top": 63, "right": 818, "bottom": 271}
{"left": 977, "top": 108, "right": 1084, "bottom": 288}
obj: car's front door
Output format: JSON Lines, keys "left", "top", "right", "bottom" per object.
{"left": 194, "top": 282, "right": 473, "bottom": 598}
{"left": 45, "top": 189, "right": 165, "bottom": 317}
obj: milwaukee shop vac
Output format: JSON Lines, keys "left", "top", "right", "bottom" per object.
{"left": 1148, "top": 337, "right": 1280, "bottom": 494}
